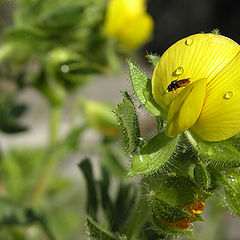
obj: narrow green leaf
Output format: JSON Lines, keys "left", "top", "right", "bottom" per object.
{"left": 146, "top": 54, "right": 160, "bottom": 67}
{"left": 128, "top": 132, "right": 179, "bottom": 176}
{"left": 87, "top": 217, "right": 118, "bottom": 240}
{"left": 194, "top": 163, "right": 210, "bottom": 189}
{"left": 185, "top": 131, "right": 240, "bottom": 166}
{"left": 114, "top": 92, "right": 140, "bottom": 155}
{"left": 78, "top": 158, "right": 98, "bottom": 218}
{"left": 99, "top": 167, "right": 114, "bottom": 223}
{"left": 128, "top": 60, "right": 161, "bottom": 116}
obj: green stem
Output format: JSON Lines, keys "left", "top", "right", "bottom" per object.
{"left": 49, "top": 104, "right": 62, "bottom": 147}
{"left": 31, "top": 104, "right": 62, "bottom": 204}
{"left": 125, "top": 194, "right": 150, "bottom": 239}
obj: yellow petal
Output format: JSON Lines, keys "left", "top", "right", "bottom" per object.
{"left": 166, "top": 79, "right": 207, "bottom": 137}
{"left": 104, "top": 0, "right": 128, "bottom": 36}
{"left": 117, "top": 13, "right": 154, "bottom": 50}
{"left": 152, "top": 34, "right": 240, "bottom": 112}
{"left": 124, "top": 0, "right": 146, "bottom": 15}
{"left": 192, "top": 52, "right": 240, "bottom": 141}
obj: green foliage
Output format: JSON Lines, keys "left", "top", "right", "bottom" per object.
{"left": 185, "top": 131, "right": 240, "bottom": 167}
{"left": 114, "top": 92, "right": 141, "bottom": 155}
{"left": 147, "top": 175, "right": 199, "bottom": 208}
{"left": 87, "top": 217, "right": 119, "bottom": 240}
{"left": 78, "top": 158, "right": 98, "bottom": 218}
{"left": 152, "top": 197, "right": 191, "bottom": 223}
{"left": 0, "top": 92, "right": 27, "bottom": 134}
{"left": 128, "top": 60, "right": 161, "bottom": 116}
{"left": 146, "top": 54, "right": 160, "bottom": 67}
{"left": 128, "top": 132, "right": 179, "bottom": 176}
{"left": 194, "top": 163, "right": 210, "bottom": 189}
{"left": 79, "top": 158, "right": 150, "bottom": 240}
{"left": 0, "top": 0, "right": 121, "bottom": 105}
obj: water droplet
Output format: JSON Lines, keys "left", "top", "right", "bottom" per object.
{"left": 61, "top": 64, "right": 69, "bottom": 73}
{"left": 185, "top": 38, "right": 193, "bottom": 46}
{"left": 223, "top": 91, "right": 233, "bottom": 100}
{"left": 172, "top": 67, "right": 184, "bottom": 77}
{"left": 208, "top": 37, "right": 213, "bottom": 43}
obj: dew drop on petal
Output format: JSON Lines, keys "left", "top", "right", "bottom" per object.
{"left": 185, "top": 38, "right": 193, "bottom": 46}
{"left": 172, "top": 67, "right": 184, "bottom": 77}
{"left": 223, "top": 91, "right": 233, "bottom": 100}
{"left": 208, "top": 38, "right": 213, "bottom": 44}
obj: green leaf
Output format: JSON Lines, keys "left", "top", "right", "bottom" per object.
{"left": 146, "top": 54, "right": 160, "bottom": 67}
{"left": 87, "top": 217, "right": 118, "bottom": 240}
{"left": 114, "top": 92, "right": 140, "bottom": 155}
{"left": 78, "top": 158, "right": 98, "bottom": 218}
{"left": 221, "top": 173, "right": 240, "bottom": 216}
{"left": 128, "top": 60, "right": 161, "bottom": 116}
{"left": 128, "top": 132, "right": 179, "bottom": 176}
{"left": 185, "top": 131, "right": 240, "bottom": 166}
{"left": 38, "top": 5, "right": 84, "bottom": 31}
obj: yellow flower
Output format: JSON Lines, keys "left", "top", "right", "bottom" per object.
{"left": 152, "top": 33, "right": 240, "bottom": 142}
{"left": 104, "top": 0, "right": 154, "bottom": 50}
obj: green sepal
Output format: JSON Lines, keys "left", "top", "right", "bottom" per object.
{"left": 146, "top": 54, "right": 160, "bottom": 67}
{"left": 128, "top": 132, "right": 179, "bottom": 176}
{"left": 152, "top": 196, "right": 191, "bottom": 223}
{"left": 152, "top": 197, "right": 192, "bottom": 236}
{"left": 114, "top": 92, "right": 140, "bottom": 155}
{"left": 221, "top": 173, "right": 240, "bottom": 216}
{"left": 147, "top": 175, "right": 198, "bottom": 208}
{"left": 225, "top": 188, "right": 240, "bottom": 216}
{"left": 190, "top": 214, "right": 204, "bottom": 222}
{"left": 128, "top": 60, "right": 161, "bottom": 116}
{"left": 87, "top": 217, "right": 118, "bottom": 240}
{"left": 194, "top": 163, "right": 210, "bottom": 189}
{"left": 152, "top": 218, "right": 192, "bottom": 236}
{"left": 185, "top": 131, "right": 240, "bottom": 167}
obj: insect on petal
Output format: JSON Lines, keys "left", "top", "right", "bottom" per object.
{"left": 166, "top": 78, "right": 207, "bottom": 137}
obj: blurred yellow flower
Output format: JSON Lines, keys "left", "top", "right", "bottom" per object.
{"left": 104, "top": 0, "right": 154, "bottom": 50}
{"left": 152, "top": 33, "right": 240, "bottom": 142}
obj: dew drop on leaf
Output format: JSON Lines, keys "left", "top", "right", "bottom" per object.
{"left": 61, "top": 64, "right": 69, "bottom": 73}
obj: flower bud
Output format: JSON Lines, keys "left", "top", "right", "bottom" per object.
{"left": 80, "top": 99, "right": 119, "bottom": 136}
{"left": 104, "top": 0, "right": 154, "bottom": 50}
